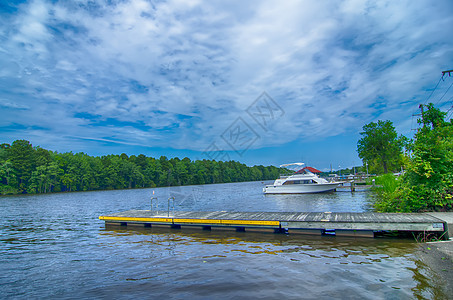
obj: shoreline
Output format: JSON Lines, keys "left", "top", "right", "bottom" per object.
{"left": 415, "top": 239, "right": 453, "bottom": 297}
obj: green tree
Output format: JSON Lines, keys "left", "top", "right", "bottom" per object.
{"left": 419, "top": 103, "right": 446, "bottom": 129}
{"left": 375, "top": 104, "right": 453, "bottom": 212}
{"left": 0, "top": 160, "right": 14, "bottom": 186}
{"left": 35, "top": 147, "right": 51, "bottom": 166}
{"left": 0, "top": 139, "right": 289, "bottom": 195}
{"left": 357, "top": 120, "right": 407, "bottom": 174}
{"left": 7, "top": 140, "right": 36, "bottom": 192}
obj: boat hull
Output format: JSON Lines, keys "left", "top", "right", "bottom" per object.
{"left": 263, "top": 183, "right": 339, "bottom": 194}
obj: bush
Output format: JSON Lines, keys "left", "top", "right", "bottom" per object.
{"left": 373, "top": 104, "right": 453, "bottom": 212}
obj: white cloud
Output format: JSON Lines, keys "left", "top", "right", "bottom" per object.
{"left": 0, "top": 99, "right": 30, "bottom": 110}
{"left": 0, "top": 0, "right": 452, "bottom": 158}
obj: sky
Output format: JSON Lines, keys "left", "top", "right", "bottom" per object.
{"left": 1, "top": 0, "right": 453, "bottom": 171}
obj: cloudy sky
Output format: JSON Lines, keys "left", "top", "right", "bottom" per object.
{"left": 1, "top": 0, "right": 452, "bottom": 170}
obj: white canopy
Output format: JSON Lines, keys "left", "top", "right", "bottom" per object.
{"left": 280, "top": 162, "right": 305, "bottom": 168}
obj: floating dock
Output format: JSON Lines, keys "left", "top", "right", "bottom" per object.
{"left": 99, "top": 210, "right": 449, "bottom": 239}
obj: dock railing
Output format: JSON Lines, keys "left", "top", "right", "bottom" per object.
{"left": 150, "top": 197, "right": 158, "bottom": 214}
{"left": 168, "top": 197, "right": 175, "bottom": 217}
{"left": 324, "top": 174, "right": 377, "bottom": 183}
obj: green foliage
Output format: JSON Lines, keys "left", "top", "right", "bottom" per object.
{"left": 357, "top": 120, "right": 407, "bottom": 174}
{"left": 374, "top": 103, "right": 453, "bottom": 212}
{"left": 372, "top": 174, "right": 405, "bottom": 212}
{"left": 374, "top": 173, "right": 398, "bottom": 194}
{"left": 0, "top": 140, "right": 284, "bottom": 195}
{"left": 7, "top": 140, "right": 36, "bottom": 192}
{"left": 418, "top": 103, "right": 447, "bottom": 129}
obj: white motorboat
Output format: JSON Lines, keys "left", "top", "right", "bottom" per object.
{"left": 263, "top": 163, "right": 342, "bottom": 194}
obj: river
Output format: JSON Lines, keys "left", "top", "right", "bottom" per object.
{"left": 0, "top": 181, "right": 445, "bottom": 299}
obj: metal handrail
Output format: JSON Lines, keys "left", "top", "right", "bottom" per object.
{"left": 168, "top": 196, "right": 175, "bottom": 217}
{"left": 151, "top": 197, "right": 158, "bottom": 214}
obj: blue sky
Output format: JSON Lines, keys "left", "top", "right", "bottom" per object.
{"left": 1, "top": 0, "right": 453, "bottom": 171}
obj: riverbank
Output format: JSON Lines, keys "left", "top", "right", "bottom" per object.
{"left": 416, "top": 239, "right": 453, "bottom": 297}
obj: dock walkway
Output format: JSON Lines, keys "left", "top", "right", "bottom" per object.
{"left": 100, "top": 210, "right": 450, "bottom": 239}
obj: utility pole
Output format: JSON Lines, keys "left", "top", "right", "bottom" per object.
{"left": 419, "top": 104, "right": 427, "bottom": 127}
{"left": 442, "top": 69, "right": 453, "bottom": 77}
{"left": 412, "top": 104, "right": 425, "bottom": 131}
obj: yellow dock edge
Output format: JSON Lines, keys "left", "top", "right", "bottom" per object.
{"left": 99, "top": 215, "right": 279, "bottom": 226}
{"left": 100, "top": 216, "right": 173, "bottom": 223}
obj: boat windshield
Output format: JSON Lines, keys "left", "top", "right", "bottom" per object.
{"left": 283, "top": 179, "right": 316, "bottom": 185}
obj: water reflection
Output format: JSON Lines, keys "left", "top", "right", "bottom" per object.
{"left": 409, "top": 259, "right": 446, "bottom": 299}
{"left": 99, "top": 225, "right": 448, "bottom": 299}
{"left": 266, "top": 190, "right": 375, "bottom": 213}
{"left": 101, "top": 224, "right": 418, "bottom": 257}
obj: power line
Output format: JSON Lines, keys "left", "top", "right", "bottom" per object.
{"left": 446, "top": 108, "right": 453, "bottom": 121}
{"left": 423, "top": 75, "right": 443, "bottom": 105}
{"left": 413, "top": 69, "right": 453, "bottom": 128}
{"left": 433, "top": 80, "right": 453, "bottom": 106}
{"left": 446, "top": 98, "right": 453, "bottom": 120}
{"left": 445, "top": 96, "right": 453, "bottom": 113}
{"left": 411, "top": 105, "right": 424, "bottom": 131}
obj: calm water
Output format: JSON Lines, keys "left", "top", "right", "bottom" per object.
{"left": 0, "top": 181, "right": 445, "bottom": 299}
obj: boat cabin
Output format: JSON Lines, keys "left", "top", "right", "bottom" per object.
{"left": 283, "top": 179, "right": 316, "bottom": 185}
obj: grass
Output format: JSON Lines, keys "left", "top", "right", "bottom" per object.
{"left": 375, "top": 173, "right": 398, "bottom": 193}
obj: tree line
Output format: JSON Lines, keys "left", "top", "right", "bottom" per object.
{"left": 357, "top": 103, "right": 453, "bottom": 212}
{"left": 0, "top": 140, "right": 284, "bottom": 195}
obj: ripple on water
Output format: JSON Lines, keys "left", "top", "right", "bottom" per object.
{"left": 0, "top": 182, "right": 447, "bottom": 299}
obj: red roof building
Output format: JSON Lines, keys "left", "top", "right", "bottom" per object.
{"left": 295, "top": 166, "right": 322, "bottom": 174}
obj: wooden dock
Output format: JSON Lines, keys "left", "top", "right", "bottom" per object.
{"left": 335, "top": 180, "right": 374, "bottom": 192}
{"left": 99, "top": 210, "right": 449, "bottom": 239}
